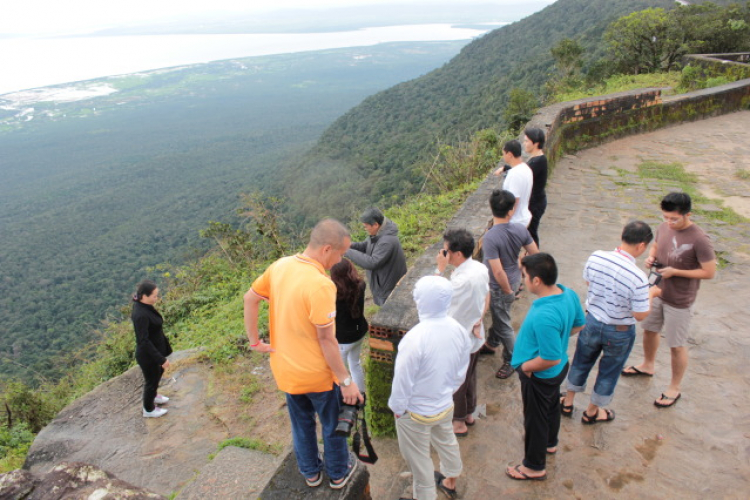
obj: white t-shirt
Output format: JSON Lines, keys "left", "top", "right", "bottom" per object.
{"left": 448, "top": 258, "right": 489, "bottom": 353}
{"left": 503, "top": 162, "right": 533, "bottom": 227}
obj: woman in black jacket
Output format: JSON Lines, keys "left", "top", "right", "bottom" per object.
{"left": 131, "top": 280, "right": 172, "bottom": 418}
{"left": 331, "top": 259, "right": 368, "bottom": 393}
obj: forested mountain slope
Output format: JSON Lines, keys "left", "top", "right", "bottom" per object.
{"left": 289, "top": 0, "right": 675, "bottom": 219}
{"left": 0, "top": 42, "right": 467, "bottom": 383}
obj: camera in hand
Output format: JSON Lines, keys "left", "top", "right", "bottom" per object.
{"left": 335, "top": 402, "right": 360, "bottom": 437}
{"left": 648, "top": 260, "right": 664, "bottom": 287}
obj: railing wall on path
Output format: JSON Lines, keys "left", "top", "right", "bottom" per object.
{"left": 365, "top": 70, "right": 750, "bottom": 437}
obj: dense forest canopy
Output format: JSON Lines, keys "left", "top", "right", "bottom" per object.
{"left": 0, "top": 42, "right": 468, "bottom": 383}
{"left": 291, "top": 0, "right": 677, "bottom": 220}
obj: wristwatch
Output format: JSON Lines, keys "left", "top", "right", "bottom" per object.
{"left": 341, "top": 376, "right": 352, "bottom": 387}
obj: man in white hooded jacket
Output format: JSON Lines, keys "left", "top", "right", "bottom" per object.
{"left": 389, "top": 275, "right": 472, "bottom": 500}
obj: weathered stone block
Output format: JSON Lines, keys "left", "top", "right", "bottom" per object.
{"left": 260, "top": 449, "right": 370, "bottom": 500}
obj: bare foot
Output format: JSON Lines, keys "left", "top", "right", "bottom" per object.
{"left": 453, "top": 421, "right": 468, "bottom": 435}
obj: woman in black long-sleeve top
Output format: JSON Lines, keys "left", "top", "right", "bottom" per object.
{"left": 131, "top": 280, "right": 172, "bottom": 418}
{"left": 523, "top": 127, "right": 548, "bottom": 248}
{"left": 331, "top": 259, "right": 368, "bottom": 393}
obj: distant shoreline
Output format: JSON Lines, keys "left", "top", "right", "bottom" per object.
{"left": 0, "top": 23, "right": 502, "bottom": 96}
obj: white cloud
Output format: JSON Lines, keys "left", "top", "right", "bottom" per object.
{"left": 0, "top": 0, "right": 555, "bottom": 36}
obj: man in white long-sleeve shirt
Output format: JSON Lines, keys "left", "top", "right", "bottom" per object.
{"left": 389, "top": 275, "right": 472, "bottom": 500}
{"left": 435, "top": 228, "right": 489, "bottom": 437}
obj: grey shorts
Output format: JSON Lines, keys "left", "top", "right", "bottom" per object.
{"left": 641, "top": 296, "right": 693, "bottom": 348}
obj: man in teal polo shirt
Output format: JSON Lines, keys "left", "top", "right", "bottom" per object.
{"left": 506, "top": 253, "right": 585, "bottom": 481}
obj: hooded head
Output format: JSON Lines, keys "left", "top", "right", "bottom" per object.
{"left": 413, "top": 275, "right": 453, "bottom": 321}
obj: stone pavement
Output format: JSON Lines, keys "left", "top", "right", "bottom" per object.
{"left": 368, "top": 111, "right": 750, "bottom": 499}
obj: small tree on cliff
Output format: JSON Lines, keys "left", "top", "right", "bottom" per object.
{"left": 605, "top": 8, "right": 684, "bottom": 74}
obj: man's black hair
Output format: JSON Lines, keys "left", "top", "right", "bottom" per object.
{"left": 622, "top": 221, "right": 653, "bottom": 245}
{"left": 661, "top": 192, "right": 691, "bottom": 215}
{"left": 360, "top": 207, "right": 385, "bottom": 226}
{"left": 503, "top": 140, "right": 522, "bottom": 158}
{"left": 521, "top": 253, "right": 558, "bottom": 286}
{"left": 443, "top": 228, "right": 475, "bottom": 259}
{"left": 489, "top": 189, "right": 516, "bottom": 218}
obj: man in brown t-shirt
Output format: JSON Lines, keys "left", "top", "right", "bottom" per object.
{"left": 622, "top": 193, "right": 715, "bottom": 408}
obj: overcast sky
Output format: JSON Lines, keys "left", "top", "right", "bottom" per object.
{"left": 2, "top": 0, "right": 556, "bottom": 36}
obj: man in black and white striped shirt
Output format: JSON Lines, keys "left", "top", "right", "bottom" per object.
{"left": 561, "top": 221, "right": 653, "bottom": 424}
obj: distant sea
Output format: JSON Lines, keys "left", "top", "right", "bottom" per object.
{"left": 0, "top": 23, "right": 501, "bottom": 96}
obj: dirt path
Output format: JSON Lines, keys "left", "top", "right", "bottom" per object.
{"left": 368, "top": 111, "right": 750, "bottom": 499}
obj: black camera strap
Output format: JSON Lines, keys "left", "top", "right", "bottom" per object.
{"left": 352, "top": 403, "right": 378, "bottom": 464}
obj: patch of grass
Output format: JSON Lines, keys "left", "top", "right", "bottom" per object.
{"left": 716, "top": 252, "right": 730, "bottom": 269}
{"left": 211, "top": 436, "right": 283, "bottom": 459}
{"left": 210, "top": 359, "right": 265, "bottom": 407}
{"left": 735, "top": 169, "right": 750, "bottom": 180}
{"left": 637, "top": 161, "right": 698, "bottom": 183}
{"left": 239, "top": 378, "right": 261, "bottom": 404}
{"left": 364, "top": 304, "right": 380, "bottom": 317}
{"left": 636, "top": 161, "right": 747, "bottom": 225}
{"left": 552, "top": 72, "right": 681, "bottom": 103}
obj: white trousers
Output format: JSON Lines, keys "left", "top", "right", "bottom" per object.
{"left": 395, "top": 408, "right": 462, "bottom": 500}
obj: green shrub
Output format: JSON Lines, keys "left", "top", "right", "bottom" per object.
{"left": 0, "top": 423, "right": 35, "bottom": 472}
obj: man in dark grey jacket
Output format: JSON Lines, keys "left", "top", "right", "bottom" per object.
{"left": 345, "top": 208, "right": 407, "bottom": 306}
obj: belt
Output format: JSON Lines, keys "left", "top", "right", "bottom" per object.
{"left": 408, "top": 405, "right": 454, "bottom": 424}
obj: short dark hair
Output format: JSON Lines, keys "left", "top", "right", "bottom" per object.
{"left": 360, "top": 207, "right": 384, "bottom": 226}
{"left": 134, "top": 279, "right": 157, "bottom": 302}
{"left": 443, "top": 228, "right": 475, "bottom": 258}
{"left": 489, "top": 189, "right": 516, "bottom": 218}
{"left": 521, "top": 253, "right": 557, "bottom": 286}
{"left": 661, "top": 192, "right": 691, "bottom": 215}
{"left": 622, "top": 221, "right": 653, "bottom": 245}
{"left": 524, "top": 127, "right": 546, "bottom": 149}
{"left": 503, "top": 140, "right": 522, "bottom": 158}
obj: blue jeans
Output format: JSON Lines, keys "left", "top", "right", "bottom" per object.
{"left": 565, "top": 314, "right": 636, "bottom": 407}
{"left": 285, "top": 385, "right": 350, "bottom": 480}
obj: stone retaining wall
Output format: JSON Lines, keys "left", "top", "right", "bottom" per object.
{"left": 683, "top": 52, "right": 750, "bottom": 79}
{"left": 364, "top": 70, "right": 750, "bottom": 437}
{"left": 531, "top": 77, "right": 750, "bottom": 170}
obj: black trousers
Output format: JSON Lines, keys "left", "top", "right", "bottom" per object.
{"left": 528, "top": 202, "right": 546, "bottom": 248}
{"left": 517, "top": 362, "right": 568, "bottom": 471}
{"left": 137, "top": 355, "right": 164, "bottom": 412}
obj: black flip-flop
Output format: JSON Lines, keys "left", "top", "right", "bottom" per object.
{"left": 434, "top": 471, "right": 457, "bottom": 499}
{"left": 621, "top": 365, "right": 653, "bottom": 377}
{"left": 559, "top": 395, "right": 574, "bottom": 417}
{"left": 505, "top": 464, "right": 546, "bottom": 481}
{"left": 654, "top": 392, "right": 681, "bottom": 408}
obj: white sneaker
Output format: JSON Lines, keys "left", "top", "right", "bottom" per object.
{"left": 154, "top": 394, "right": 170, "bottom": 405}
{"left": 143, "top": 407, "right": 168, "bottom": 418}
